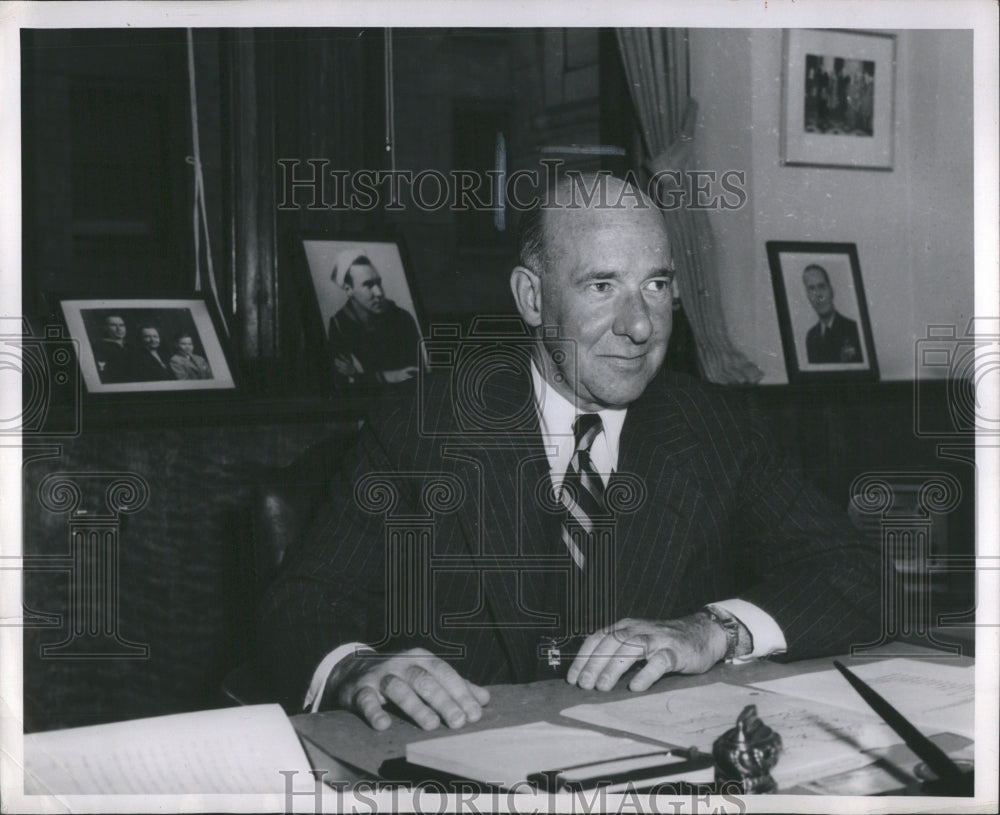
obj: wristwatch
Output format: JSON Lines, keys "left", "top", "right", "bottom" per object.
{"left": 702, "top": 605, "right": 753, "bottom": 661}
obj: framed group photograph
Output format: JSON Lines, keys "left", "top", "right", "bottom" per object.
{"left": 766, "top": 241, "right": 879, "bottom": 383}
{"left": 297, "top": 234, "right": 429, "bottom": 390}
{"left": 781, "top": 29, "right": 896, "bottom": 169}
{"left": 59, "top": 296, "right": 236, "bottom": 394}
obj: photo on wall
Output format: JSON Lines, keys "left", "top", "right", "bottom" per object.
{"left": 781, "top": 29, "right": 896, "bottom": 168}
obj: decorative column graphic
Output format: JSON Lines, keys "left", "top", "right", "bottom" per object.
{"left": 850, "top": 472, "right": 963, "bottom": 657}
{"left": 32, "top": 472, "right": 150, "bottom": 658}
{"left": 355, "top": 471, "right": 465, "bottom": 653}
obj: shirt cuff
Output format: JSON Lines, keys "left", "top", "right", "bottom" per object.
{"left": 709, "top": 599, "right": 787, "bottom": 662}
{"left": 302, "top": 642, "right": 375, "bottom": 713}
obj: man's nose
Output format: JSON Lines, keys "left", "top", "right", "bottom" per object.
{"left": 612, "top": 290, "right": 654, "bottom": 343}
{"left": 373, "top": 284, "right": 384, "bottom": 298}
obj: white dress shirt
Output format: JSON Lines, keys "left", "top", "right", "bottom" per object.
{"left": 302, "top": 362, "right": 787, "bottom": 710}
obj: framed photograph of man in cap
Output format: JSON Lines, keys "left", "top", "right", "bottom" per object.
{"left": 297, "top": 234, "right": 428, "bottom": 392}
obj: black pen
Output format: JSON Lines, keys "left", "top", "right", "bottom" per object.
{"left": 832, "top": 660, "right": 971, "bottom": 793}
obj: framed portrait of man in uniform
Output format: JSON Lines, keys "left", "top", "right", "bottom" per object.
{"left": 767, "top": 241, "right": 879, "bottom": 383}
{"left": 297, "top": 234, "right": 429, "bottom": 393}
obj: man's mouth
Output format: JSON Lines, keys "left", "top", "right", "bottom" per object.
{"left": 603, "top": 353, "right": 648, "bottom": 368}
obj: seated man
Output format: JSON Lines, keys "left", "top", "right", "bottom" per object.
{"left": 260, "top": 174, "right": 881, "bottom": 732}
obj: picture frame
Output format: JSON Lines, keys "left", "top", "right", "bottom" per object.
{"left": 766, "top": 241, "right": 879, "bottom": 383}
{"left": 781, "top": 29, "right": 896, "bottom": 169}
{"left": 295, "top": 232, "right": 429, "bottom": 391}
{"left": 58, "top": 296, "right": 237, "bottom": 394}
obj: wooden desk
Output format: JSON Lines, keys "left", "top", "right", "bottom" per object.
{"left": 291, "top": 643, "right": 973, "bottom": 793}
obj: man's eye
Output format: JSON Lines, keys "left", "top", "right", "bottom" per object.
{"left": 589, "top": 282, "right": 613, "bottom": 293}
{"left": 645, "top": 278, "right": 673, "bottom": 293}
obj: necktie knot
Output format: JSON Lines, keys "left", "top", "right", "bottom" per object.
{"left": 573, "top": 413, "right": 602, "bottom": 454}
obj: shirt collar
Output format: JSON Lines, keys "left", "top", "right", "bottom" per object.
{"left": 529, "top": 359, "right": 627, "bottom": 462}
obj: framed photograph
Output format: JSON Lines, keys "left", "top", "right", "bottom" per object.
{"left": 766, "top": 241, "right": 879, "bottom": 383}
{"left": 781, "top": 29, "right": 896, "bottom": 169}
{"left": 297, "top": 234, "right": 429, "bottom": 389}
{"left": 59, "top": 296, "right": 236, "bottom": 394}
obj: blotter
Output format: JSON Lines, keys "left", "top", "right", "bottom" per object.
{"left": 24, "top": 703, "right": 312, "bottom": 794}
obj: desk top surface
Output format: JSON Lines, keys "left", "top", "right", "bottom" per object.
{"left": 291, "top": 642, "right": 972, "bottom": 781}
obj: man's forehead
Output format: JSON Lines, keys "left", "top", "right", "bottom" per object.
{"left": 543, "top": 204, "right": 670, "bottom": 251}
{"left": 349, "top": 262, "right": 379, "bottom": 280}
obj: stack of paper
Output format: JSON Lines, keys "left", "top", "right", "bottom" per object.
{"left": 562, "top": 683, "right": 905, "bottom": 787}
{"left": 560, "top": 658, "right": 976, "bottom": 788}
{"left": 24, "top": 704, "right": 312, "bottom": 794}
{"left": 406, "top": 721, "right": 702, "bottom": 790}
{"left": 749, "top": 658, "right": 975, "bottom": 738}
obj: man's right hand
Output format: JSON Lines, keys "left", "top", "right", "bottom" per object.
{"left": 327, "top": 647, "right": 490, "bottom": 731}
{"left": 333, "top": 354, "right": 358, "bottom": 377}
{"left": 381, "top": 366, "right": 419, "bottom": 384}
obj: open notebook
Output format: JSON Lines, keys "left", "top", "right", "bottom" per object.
{"left": 23, "top": 704, "right": 312, "bottom": 795}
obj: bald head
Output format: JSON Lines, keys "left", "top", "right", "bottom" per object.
{"left": 517, "top": 173, "right": 661, "bottom": 275}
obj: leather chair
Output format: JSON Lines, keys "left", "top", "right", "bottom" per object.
{"left": 222, "top": 430, "right": 358, "bottom": 706}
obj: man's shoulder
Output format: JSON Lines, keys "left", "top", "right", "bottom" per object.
{"left": 634, "top": 370, "right": 755, "bottom": 436}
{"left": 835, "top": 311, "right": 859, "bottom": 329}
{"left": 383, "top": 301, "right": 420, "bottom": 330}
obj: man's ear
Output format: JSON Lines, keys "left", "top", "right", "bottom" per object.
{"left": 510, "top": 266, "right": 542, "bottom": 327}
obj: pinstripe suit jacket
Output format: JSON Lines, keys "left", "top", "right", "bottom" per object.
{"left": 259, "top": 364, "right": 881, "bottom": 711}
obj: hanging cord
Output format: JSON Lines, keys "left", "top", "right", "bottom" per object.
{"left": 186, "top": 29, "right": 229, "bottom": 337}
{"left": 384, "top": 28, "right": 397, "bottom": 205}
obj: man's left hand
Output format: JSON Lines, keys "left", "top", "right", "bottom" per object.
{"left": 566, "top": 613, "right": 728, "bottom": 693}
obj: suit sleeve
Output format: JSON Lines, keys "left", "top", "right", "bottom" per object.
{"left": 256, "top": 394, "right": 415, "bottom": 711}
{"left": 726, "top": 402, "right": 883, "bottom": 659}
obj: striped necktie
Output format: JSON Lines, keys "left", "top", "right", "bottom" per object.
{"left": 559, "top": 413, "right": 607, "bottom": 569}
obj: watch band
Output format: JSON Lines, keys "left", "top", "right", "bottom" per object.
{"left": 702, "top": 605, "right": 744, "bottom": 661}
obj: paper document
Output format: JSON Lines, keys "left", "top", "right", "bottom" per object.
{"left": 24, "top": 703, "right": 312, "bottom": 794}
{"left": 561, "top": 683, "right": 905, "bottom": 786}
{"left": 749, "top": 659, "right": 975, "bottom": 739}
{"left": 405, "top": 721, "right": 670, "bottom": 789}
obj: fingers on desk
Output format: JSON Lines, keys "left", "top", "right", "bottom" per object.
{"left": 571, "top": 636, "right": 646, "bottom": 691}
{"left": 353, "top": 686, "right": 392, "bottom": 731}
{"left": 419, "top": 661, "right": 488, "bottom": 727}
{"left": 567, "top": 620, "right": 644, "bottom": 689}
{"left": 629, "top": 649, "right": 679, "bottom": 692}
{"left": 381, "top": 672, "right": 444, "bottom": 730}
{"left": 375, "top": 658, "right": 488, "bottom": 731}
